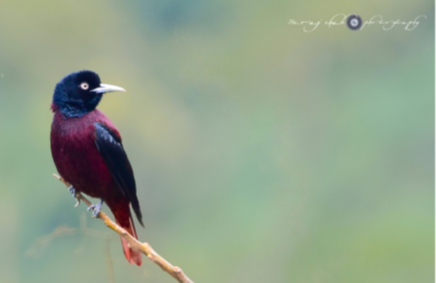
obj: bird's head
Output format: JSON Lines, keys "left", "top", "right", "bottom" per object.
{"left": 51, "top": 70, "right": 125, "bottom": 117}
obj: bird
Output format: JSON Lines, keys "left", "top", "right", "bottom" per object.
{"left": 50, "top": 70, "right": 143, "bottom": 266}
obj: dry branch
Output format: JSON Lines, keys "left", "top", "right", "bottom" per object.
{"left": 53, "top": 173, "right": 194, "bottom": 283}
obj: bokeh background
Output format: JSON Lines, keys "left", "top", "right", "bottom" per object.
{"left": 0, "top": 1, "right": 434, "bottom": 283}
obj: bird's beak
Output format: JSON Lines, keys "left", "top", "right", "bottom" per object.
{"left": 91, "top": 83, "right": 126, "bottom": 94}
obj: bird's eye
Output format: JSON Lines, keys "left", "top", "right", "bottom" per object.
{"left": 80, "top": 82, "right": 89, "bottom": 90}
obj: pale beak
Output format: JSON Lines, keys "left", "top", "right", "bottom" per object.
{"left": 91, "top": 83, "right": 126, "bottom": 94}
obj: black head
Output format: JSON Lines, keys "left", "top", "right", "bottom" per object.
{"left": 52, "top": 70, "right": 125, "bottom": 118}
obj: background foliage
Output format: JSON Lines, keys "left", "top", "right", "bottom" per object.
{"left": 0, "top": 1, "right": 433, "bottom": 282}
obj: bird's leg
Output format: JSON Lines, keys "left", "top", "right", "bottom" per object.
{"left": 68, "top": 185, "right": 80, "bottom": 207}
{"left": 87, "top": 199, "right": 104, "bottom": 218}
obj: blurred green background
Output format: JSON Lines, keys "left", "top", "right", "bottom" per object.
{"left": 0, "top": 1, "right": 433, "bottom": 282}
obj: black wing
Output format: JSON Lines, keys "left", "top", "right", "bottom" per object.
{"left": 94, "top": 122, "right": 143, "bottom": 227}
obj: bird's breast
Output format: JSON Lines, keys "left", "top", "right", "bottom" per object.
{"left": 50, "top": 110, "right": 117, "bottom": 198}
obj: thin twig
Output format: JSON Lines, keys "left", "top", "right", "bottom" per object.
{"left": 26, "top": 223, "right": 109, "bottom": 257}
{"left": 105, "top": 236, "right": 116, "bottom": 283}
{"left": 53, "top": 174, "right": 194, "bottom": 283}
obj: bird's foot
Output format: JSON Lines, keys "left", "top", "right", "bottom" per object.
{"left": 68, "top": 185, "right": 80, "bottom": 207}
{"left": 87, "top": 199, "right": 104, "bottom": 218}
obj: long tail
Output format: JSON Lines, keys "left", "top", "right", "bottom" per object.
{"left": 108, "top": 200, "right": 142, "bottom": 266}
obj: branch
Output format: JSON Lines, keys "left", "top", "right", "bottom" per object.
{"left": 53, "top": 173, "right": 194, "bottom": 283}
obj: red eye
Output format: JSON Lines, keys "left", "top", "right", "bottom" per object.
{"left": 80, "top": 82, "right": 89, "bottom": 90}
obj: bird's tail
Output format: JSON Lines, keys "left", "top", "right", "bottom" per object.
{"left": 109, "top": 201, "right": 142, "bottom": 266}
{"left": 116, "top": 216, "right": 142, "bottom": 266}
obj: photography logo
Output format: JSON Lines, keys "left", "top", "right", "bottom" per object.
{"left": 347, "top": 15, "right": 362, "bottom": 30}
{"left": 288, "top": 14, "right": 426, "bottom": 32}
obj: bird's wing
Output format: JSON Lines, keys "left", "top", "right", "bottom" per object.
{"left": 94, "top": 122, "right": 143, "bottom": 226}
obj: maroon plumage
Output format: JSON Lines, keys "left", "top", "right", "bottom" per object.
{"left": 50, "top": 71, "right": 143, "bottom": 265}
